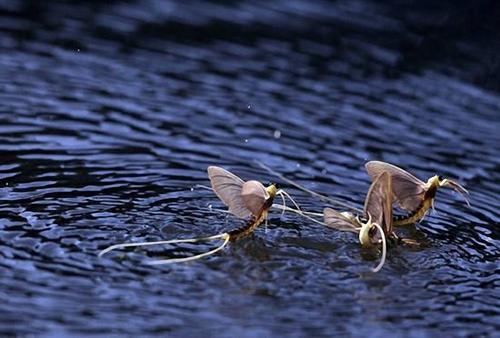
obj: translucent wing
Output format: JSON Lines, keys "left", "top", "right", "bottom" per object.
{"left": 323, "top": 208, "right": 359, "bottom": 233}
{"left": 207, "top": 166, "right": 252, "bottom": 219}
{"left": 241, "top": 180, "right": 268, "bottom": 216}
{"left": 365, "top": 161, "right": 426, "bottom": 212}
{"left": 363, "top": 171, "right": 393, "bottom": 235}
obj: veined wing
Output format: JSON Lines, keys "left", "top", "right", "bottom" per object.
{"left": 241, "top": 180, "right": 268, "bottom": 216}
{"left": 363, "top": 171, "right": 393, "bottom": 234}
{"left": 365, "top": 161, "right": 425, "bottom": 212}
{"left": 323, "top": 208, "right": 359, "bottom": 233}
{"left": 207, "top": 166, "right": 252, "bottom": 219}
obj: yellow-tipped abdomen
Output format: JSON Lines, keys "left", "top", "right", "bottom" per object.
{"left": 359, "top": 221, "right": 373, "bottom": 247}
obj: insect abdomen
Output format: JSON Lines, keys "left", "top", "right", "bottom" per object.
{"left": 393, "top": 199, "right": 433, "bottom": 226}
{"left": 228, "top": 210, "right": 267, "bottom": 241}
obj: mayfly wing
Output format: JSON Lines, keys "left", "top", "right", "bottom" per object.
{"left": 323, "top": 208, "right": 359, "bottom": 233}
{"left": 207, "top": 166, "right": 252, "bottom": 219}
{"left": 383, "top": 172, "right": 394, "bottom": 234}
{"left": 241, "top": 180, "right": 268, "bottom": 216}
{"left": 365, "top": 161, "right": 426, "bottom": 212}
{"left": 363, "top": 171, "right": 393, "bottom": 234}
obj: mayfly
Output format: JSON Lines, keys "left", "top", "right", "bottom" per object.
{"left": 99, "top": 166, "right": 300, "bottom": 265}
{"left": 323, "top": 171, "right": 393, "bottom": 272}
{"left": 365, "top": 161, "right": 470, "bottom": 226}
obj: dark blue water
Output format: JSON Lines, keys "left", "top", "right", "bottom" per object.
{"left": 0, "top": 0, "right": 499, "bottom": 336}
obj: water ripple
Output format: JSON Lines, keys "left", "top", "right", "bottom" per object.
{"left": 0, "top": 0, "right": 498, "bottom": 336}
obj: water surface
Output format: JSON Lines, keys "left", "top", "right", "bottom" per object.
{"left": 0, "top": 1, "right": 499, "bottom": 337}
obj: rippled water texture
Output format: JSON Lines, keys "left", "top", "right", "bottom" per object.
{"left": 0, "top": 0, "right": 499, "bottom": 336}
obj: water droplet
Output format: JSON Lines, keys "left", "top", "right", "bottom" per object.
{"left": 190, "top": 187, "right": 194, "bottom": 191}
{"left": 247, "top": 105, "right": 251, "bottom": 109}
{"left": 274, "top": 130, "right": 281, "bottom": 139}
{"left": 296, "top": 163, "right": 301, "bottom": 168}
{"left": 244, "top": 139, "right": 248, "bottom": 143}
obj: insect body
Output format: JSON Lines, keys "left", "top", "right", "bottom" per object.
{"left": 99, "top": 166, "right": 277, "bottom": 265}
{"left": 365, "top": 161, "right": 470, "bottom": 226}
{"left": 207, "top": 166, "right": 277, "bottom": 241}
{"left": 323, "top": 171, "right": 392, "bottom": 272}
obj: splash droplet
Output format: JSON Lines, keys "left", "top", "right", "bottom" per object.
{"left": 274, "top": 130, "right": 281, "bottom": 139}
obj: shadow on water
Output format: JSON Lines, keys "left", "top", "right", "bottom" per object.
{"left": 0, "top": 0, "right": 499, "bottom": 336}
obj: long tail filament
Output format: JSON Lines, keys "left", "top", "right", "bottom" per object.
{"left": 277, "top": 190, "right": 287, "bottom": 217}
{"left": 256, "top": 161, "right": 362, "bottom": 213}
{"left": 99, "top": 233, "right": 230, "bottom": 265}
{"left": 272, "top": 203, "right": 325, "bottom": 226}
{"left": 147, "top": 234, "right": 230, "bottom": 265}
{"left": 194, "top": 184, "right": 213, "bottom": 191}
{"left": 371, "top": 222, "right": 387, "bottom": 273}
{"left": 277, "top": 189, "right": 301, "bottom": 211}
